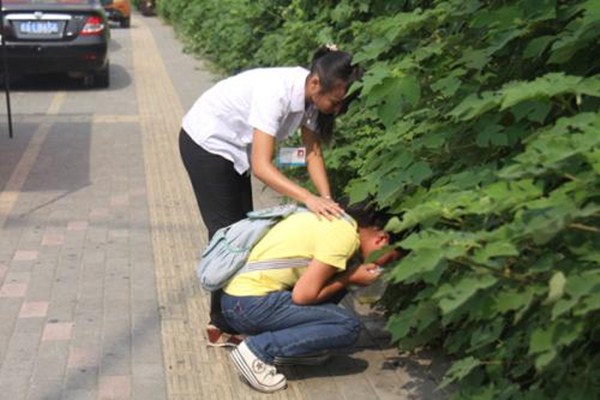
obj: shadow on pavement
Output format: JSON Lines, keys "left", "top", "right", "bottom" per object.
{"left": 0, "top": 120, "right": 92, "bottom": 229}
{"left": 4, "top": 62, "right": 131, "bottom": 92}
{"left": 283, "top": 354, "right": 369, "bottom": 381}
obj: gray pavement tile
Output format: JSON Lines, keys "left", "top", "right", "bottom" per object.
{"left": 62, "top": 389, "right": 97, "bottom": 400}
{"left": 27, "top": 379, "right": 63, "bottom": 400}
{"left": 65, "top": 366, "right": 100, "bottom": 391}
{"left": 132, "top": 376, "right": 167, "bottom": 400}
{"left": 31, "top": 341, "right": 69, "bottom": 382}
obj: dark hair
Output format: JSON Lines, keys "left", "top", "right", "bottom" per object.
{"left": 344, "top": 199, "right": 406, "bottom": 246}
{"left": 310, "top": 47, "right": 362, "bottom": 92}
{"left": 343, "top": 199, "right": 391, "bottom": 230}
{"left": 309, "top": 46, "right": 363, "bottom": 144}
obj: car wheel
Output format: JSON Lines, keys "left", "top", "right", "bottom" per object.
{"left": 120, "top": 17, "right": 131, "bottom": 28}
{"left": 93, "top": 61, "right": 110, "bottom": 88}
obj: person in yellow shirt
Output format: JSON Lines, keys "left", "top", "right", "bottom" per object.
{"left": 223, "top": 202, "right": 399, "bottom": 393}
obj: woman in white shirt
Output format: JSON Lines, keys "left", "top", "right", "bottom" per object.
{"left": 179, "top": 46, "right": 362, "bottom": 339}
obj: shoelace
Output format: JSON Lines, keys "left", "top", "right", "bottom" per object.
{"left": 252, "top": 358, "right": 281, "bottom": 382}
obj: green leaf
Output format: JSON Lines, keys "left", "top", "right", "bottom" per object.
{"left": 498, "top": 112, "right": 600, "bottom": 178}
{"left": 476, "top": 124, "right": 506, "bottom": 148}
{"left": 472, "top": 241, "right": 519, "bottom": 265}
{"left": 469, "top": 317, "right": 504, "bottom": 350}
{"left": 346, "top": 178, "right": 373, "bottom": 204}
{"left": 529, "top": 320, "right": 584, "bottom": 370}
{"left": 500, "top": 73, "right": 582, "bottom": 110}
{"left": 385, "top": 216, "right": 403, "bottom": 233}
{"left": 535, "top": 350, "right": 557, "bottom": 370}
{"left": 481, "top": 180, "right": 542, "bottom": 210}
{"left": 585, "top": 148, "right": 600, "bottom": 174}
{"left": 391, "top": 250, "right": 444, "bottom": 282}
{"left": 552, "top": 298, "right": 578, "bottom": 320}
{"left": 450, "top": 91, "right": 502, "bottom": 121}
{"left": 529, "top": 327, "right": 553, "bottom": 354}
{"left": 388, "top": 202, "right": 443, "bottom": 232}
{"left": 361, "top": 62, "right": 391, "bottom": 96}
{"left": 494, "top": 287, "right": 535, "bottom": 314}
{"left": 368, "top": 75, "right": 421, "bottom": 128}
{"left": 386, "top": 306, "right": 416, "bottom": 341}
{"left": 523, "top": 35, "right": 556, "bottom": 59}
{"left": 510, "top": 100, "right": 552, "bottom": 123}
{"left": 547, "top": 272, "right": 566, "bottom": 303}
{"left": 578, "top": 74, "right": 600, "bottom": 98}
{"left": 353, "top": 37, "right": 391, "bottom": 64}
{"left": 548, "top": 1, "right": 600, "bottom": 64}
{"left": 405, "top": 160, "right": 432, "bottom": 185}
{"left": 565, "top": 272, "right": 600, "bottom": 299}
{"left": 439, "top": 356, "right": 481, "bottom": 389}
{"left": 573, "top": 294, "right": 600, "bottom": 316}
{"left": 431, "top": 75, "right": 462, "bottom": 97}
{"left": 376, "top": 172, "right": 403, "bottom": 202}
{"left": 434, "top": 274, "right": 498, "bottom": 315}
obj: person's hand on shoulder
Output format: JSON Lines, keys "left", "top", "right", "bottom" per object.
{"left": 304, "top": 194, "right": 343, "bottom": 220}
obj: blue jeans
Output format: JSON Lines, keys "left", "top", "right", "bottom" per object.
{"left": 221, "top": 291, "right": 360, "bottom": 365}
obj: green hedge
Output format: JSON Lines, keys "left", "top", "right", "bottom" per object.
{"left": 157, "top": 1, "right": 600, "bottom": 398}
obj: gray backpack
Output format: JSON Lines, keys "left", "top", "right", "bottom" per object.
{"left": 197, "top": 204, "right": 309, "bottom": 291}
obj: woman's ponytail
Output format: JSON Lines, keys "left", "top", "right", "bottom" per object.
{"left": 309, "top": 45, "right": 363, "bottom": 144}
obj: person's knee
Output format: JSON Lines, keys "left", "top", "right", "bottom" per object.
{"left": 339, "top": 313, "right": 361, "bottom": 346}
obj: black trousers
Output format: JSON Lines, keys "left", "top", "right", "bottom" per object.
{"left": 179, "top": 128, "right": 253, "bottom": 332}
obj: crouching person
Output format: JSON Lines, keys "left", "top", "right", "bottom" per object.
{"left": 222, "top": 202, "right": 398, "bottom": 393}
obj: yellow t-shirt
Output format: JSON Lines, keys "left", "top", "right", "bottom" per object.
{"left": 223, "top": 212, "right": 359, "bottom": 296}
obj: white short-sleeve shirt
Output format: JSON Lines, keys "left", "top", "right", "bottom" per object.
{"left": 182, "top": 67, "right": 310, "bottom": 174}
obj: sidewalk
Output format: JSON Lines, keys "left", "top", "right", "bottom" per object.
{"left": 0, "top": 13, "right": 449, "bottom": 400}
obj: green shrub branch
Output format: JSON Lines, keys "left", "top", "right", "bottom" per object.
{"left": 156, "top": 0, "right": 600, "bottom": 397}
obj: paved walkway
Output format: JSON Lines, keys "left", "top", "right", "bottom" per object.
{"left": 0, "top": 12, "right": 449, "bottom": 400}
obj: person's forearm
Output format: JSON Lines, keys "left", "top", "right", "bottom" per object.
{"left": 294, "top": 271, "right": 352, "bottom": 305}
{"left": 307, "top": 154, "right": 331, "bottom": 198}
{"left": 253, "top": 159, "right": 313, "bottom": 203}
{"left": 302, "top": 127, "right": 331, "bottom": 198}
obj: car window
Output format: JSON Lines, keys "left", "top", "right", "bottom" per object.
{"left": 3, "top": 0, "right": 96, "bottom": 5}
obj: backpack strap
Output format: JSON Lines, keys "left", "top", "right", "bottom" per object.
{"left": 239, "top": 257, "right": 312, "bottom": 274}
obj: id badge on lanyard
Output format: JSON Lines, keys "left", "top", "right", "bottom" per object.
{"left": 278, "top": 147, "right": 306, "bottom": 167}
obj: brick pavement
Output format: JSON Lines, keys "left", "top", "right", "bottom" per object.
{"left": 0, "top": 12, "right": 449, "bottom": 400}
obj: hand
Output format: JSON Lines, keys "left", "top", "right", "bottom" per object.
{"left": 347, "top": 263, "right": 382, "bottom": 286}
{"left": 304, "top": 194, "right": 343, "bottom": 220}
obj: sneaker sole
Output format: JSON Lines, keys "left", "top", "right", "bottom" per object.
{"left": 206, "top": 340, "right": 240, "bottom": 348}
{"left": 206, "top": 326, "right": 244, "bottom": 348}
{"left": 230, "top": 348, "right": 287, "bottom": 393}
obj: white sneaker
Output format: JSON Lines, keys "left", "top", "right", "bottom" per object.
{"left": 230, "top": 341, "right": 287, "bottom": 393}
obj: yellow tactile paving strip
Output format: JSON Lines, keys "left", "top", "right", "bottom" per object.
{"left": 130, "top": 16, "right": 305, "bottom": 399}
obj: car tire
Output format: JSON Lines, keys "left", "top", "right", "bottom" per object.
{"left": 93, "top": 61, "right": 110, "bottom": 88}
{"left": 120, "top": 17, "right": 130, "bottom": 28}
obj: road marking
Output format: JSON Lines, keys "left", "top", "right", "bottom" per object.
{"left": 46, "top": 92, "right": 66, "bottom": 115}
{"left": 0, "top": 92, "right": 66, "bottom": 227}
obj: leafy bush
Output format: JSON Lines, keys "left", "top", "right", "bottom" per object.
{"left": 157, "top": 0, "right": 600, "bottom": 398}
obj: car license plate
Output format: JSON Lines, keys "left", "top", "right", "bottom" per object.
{"left": 19, "top": 21, "right": 60, "bottom": 35}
